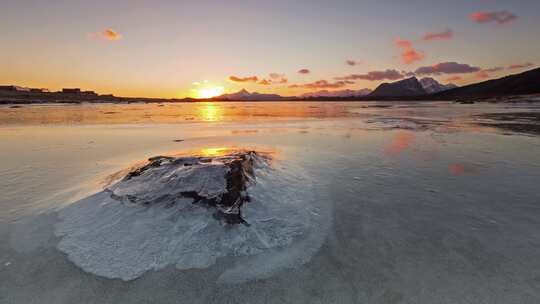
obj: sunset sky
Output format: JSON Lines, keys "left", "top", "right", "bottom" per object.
{"left": 1, "top": 0, "right": 539, "bottom": 98}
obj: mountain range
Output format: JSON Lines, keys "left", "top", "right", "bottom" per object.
{"left": 212, "top": 89, "right": 286, "bottom": 101}
{"left": 3, "top": 67, "right": 538, "bottom": 104}
{"left": 419, "top": 77, "right": 458, "bottom": 94}
{"left": 369, "top": 77, "right": 426, "bottom": 97}
{"left": 433, "top": 67, "right": 540, "bottom": 98}
{"left": 218, "top": 67, "right": 540, "bottom": 101}
{"left": 217, "top": 77, "right": 456, "bottom": 101}
{"left": 301, "top": 88, "right": 372, "bottom": 98}
{"left": 368, "top": 77, "right": 457, "bottom": 98}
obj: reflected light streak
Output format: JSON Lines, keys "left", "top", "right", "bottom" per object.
{"left": 198, "top": 103, "right": 224, "bottom": 122}
{"left": 199, "top": 147, "right": 233, "bottom": 157}
{"left": 385, "top": 131, "right": 416, "bottom": 156}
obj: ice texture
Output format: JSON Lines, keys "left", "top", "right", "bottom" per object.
{"left": 55, "top": 151, "right": 331, "bottom": 282}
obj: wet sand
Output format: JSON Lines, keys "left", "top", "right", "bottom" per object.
{"left": 475, "top": 112, "right": 540, "bottom": 135}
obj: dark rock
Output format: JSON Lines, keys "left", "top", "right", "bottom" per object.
{"left": 112, "top": 151, "right": 261, "bottom": 225}
{"left": 124, "top": 156, "right": 175, "bottom": 180}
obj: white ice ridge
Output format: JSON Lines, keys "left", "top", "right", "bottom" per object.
{"left": 55, "top": 151, "right": 331, "bottom": 282}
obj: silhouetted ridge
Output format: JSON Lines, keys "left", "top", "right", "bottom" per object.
{"left": 369, "top": 77, "right": 427, "bottom": 97}
{"left": 434, "top": 67, "right": 540, "bottom": 98}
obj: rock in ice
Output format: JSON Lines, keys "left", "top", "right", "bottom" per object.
{"left": 55, "top": 150, "right": 331, "bottom": 282}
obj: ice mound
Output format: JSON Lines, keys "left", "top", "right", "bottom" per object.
{"left": 55, "top": 151, "right": 331, "bottom": 282}
{"left": 107, "top": 152, "right": 260, "bottom": 225}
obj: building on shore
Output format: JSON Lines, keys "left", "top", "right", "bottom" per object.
{"left": 0, "top": 85, "right": 31, "bottom": 92}
{"left": 62, "top": 88, "right": 81, "bottom": 94}
{"left": 82, "top": 90, "right": 97, "bottom": 96}
{"left": 0, "top": 85, "right": 18, "bottom": 91}
{"left": 30, "top": 88, "right": 49, "bottom": 93}
{"left": 61, "top": 88, "right": 98, "bottom": 96}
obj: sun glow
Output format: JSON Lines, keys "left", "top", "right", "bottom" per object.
{"left": 195, "top": 86, "right": 225, "bottom": 99}
{"left": 199, "top": 147, "right": 232, "bottom": 157}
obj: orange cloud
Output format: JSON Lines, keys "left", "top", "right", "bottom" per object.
{"left": 508, "top": 63, "right": 534, "bottom": 70}
{"left": 298, "top": 69, "right": 311, "bottom": 74}
{"left": 395, "top": 37, "right": 424, "bottom": 64}
{"left": 89, "top": 28, "right": 122, "bottom": 41}
{"left": 230, "top": 73, "right": 288, "bottom": 85}
{"left": 446, "top": 76, "right": 462, "bottom": 82}
{"left": 423, "top": 29, "right": 453, "bottom": 41}
{"left": 289, "top": 80, "right": 352, "bottom": 90}
{"left": 258, "top": 79, "right": 272, "bottom": 85}
{"left": 470, "top": 11, "right": 517, "bottom": 25}
{"left": 229, "top": 75, "right": 259, "bottom": 83}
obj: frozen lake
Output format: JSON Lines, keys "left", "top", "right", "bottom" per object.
{"left": 1, "top": 101, "right": 540, "bottom": 303}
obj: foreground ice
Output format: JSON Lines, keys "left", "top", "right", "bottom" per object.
{"left": 55, "top": 151, "right": 331, "bottom": 282}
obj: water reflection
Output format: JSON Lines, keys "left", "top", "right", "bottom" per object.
{"left": 199, "top": 147, "right": 231, "bottom": 157}
{"left": 198, "top": 103, "right": 223, "bottom": 122}
{"left": 0, "top": 102, "right": 361, "bottom": 125}
{"left": 449, "top": 163, "right": 478, "bottom": 175}
{"left": 385, "top": 131, "right": 416, "bottom": 156}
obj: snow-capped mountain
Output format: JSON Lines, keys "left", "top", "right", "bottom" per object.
{"left": 369, "top": 77, "right": 427, "bottom": 97}
{"left": 419, "top": 77, "right": 458, "bottom": 94}
{"left": 214, "top": 89, "right": 284, "bottom": 101}
{"left": 301, "top": 88, "right": 372, "bottom": 98}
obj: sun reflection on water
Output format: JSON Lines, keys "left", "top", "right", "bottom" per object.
{"left": 199, "top": 147, "right": 231, "bottom": 157}
{"left": 198, "top": 103, "right": 224, "bottom": 122}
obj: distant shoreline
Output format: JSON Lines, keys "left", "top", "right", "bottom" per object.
{"left": 1, "top": 94, "right": 540, "bottom": 105}
{"left": 3, "top": 67, "right": 539, "bottom": 104}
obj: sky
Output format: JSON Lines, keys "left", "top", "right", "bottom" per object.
{"left": 1, "top": 0, "right": 539, "bottom": 98}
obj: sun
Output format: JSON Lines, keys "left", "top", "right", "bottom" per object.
{"left": 196, "top": 86, "right": 225, "bottom": 99}
{"left": 191, "top": 80, "right": 225, "bottom": 99}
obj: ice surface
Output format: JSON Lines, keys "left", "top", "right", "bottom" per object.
{"left": 55, "top": 151, "right": 331, "bottom": 282}
{"left": 4, "top": 102, "right": 540, "bottom": 303}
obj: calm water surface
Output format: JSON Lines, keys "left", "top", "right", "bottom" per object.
{"left": 1, "top": 101, "right": 540, "bottom": 303}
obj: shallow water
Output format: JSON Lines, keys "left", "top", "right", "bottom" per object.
{"left": 1, "top": 101, "right": 540, "bottom": 303}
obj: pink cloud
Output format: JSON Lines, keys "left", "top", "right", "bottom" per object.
{"left": 269, "top": 73, "right": 288, "bottom": 83}
{"left": 470, "top": 11, "right": 518, "bottom": 25}
{"left": 89, "top": 28, "right": 122, "bottom": 41}
{"left": 269, "top": 73, "right": 284, "bottom": 79}
{"left": 346, "top": 60, "right": 362, "bottom": 66}
{"left": 335, "top": 69, "right": 405, "bottom": 81}
{"left": 415, "top": 62, "right": 481, "bottom": 75}
{"left": 483, "top": 67, "right": 504, "bottom": 73}
{"left": 395, "top": 37, "right": 425, "bottom": 64}
{"left": 298, "top": 69, "right": 311, "bottom": 74}
{"left": 423, "top": 29, "right": 453, "bottom": 41}
{"left": 229, "top": 75, "right": 259, "bottom": 83}
{"left": 508, "top": 63, "right": 534, "bottom": 70}
{"left": 476, "top": 71, "right": 491, "bottom": 79}
{"left": 289, "top": 80, "right": 352, "bottom": 90}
